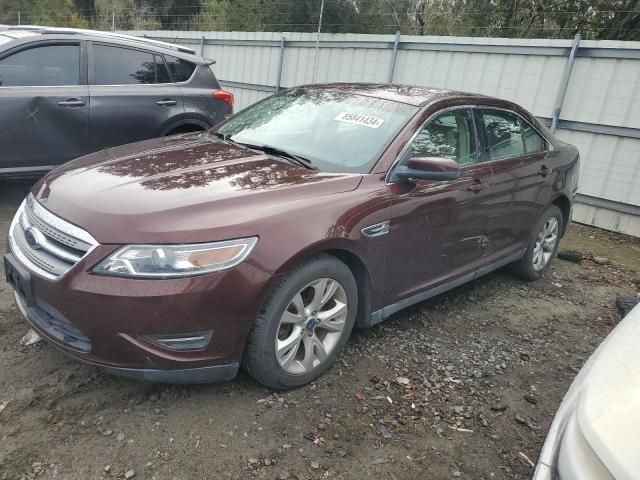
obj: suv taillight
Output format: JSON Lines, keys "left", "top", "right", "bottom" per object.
{"left": 213, "top": 89, "right": 234, "bottom": 108}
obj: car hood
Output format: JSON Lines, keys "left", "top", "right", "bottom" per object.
{"left": 32, "top": 133, "right": 362, "bottom": 244}
{"left": 576, "top": 303, "right": 640, "bottom": 479}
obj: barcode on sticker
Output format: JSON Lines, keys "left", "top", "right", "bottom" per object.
{"left": 335, "top": 112, "right": 384, "bottom": 129}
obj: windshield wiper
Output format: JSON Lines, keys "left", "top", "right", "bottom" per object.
{"left": 235, "top": 142, "right": 317, "bottom": 171}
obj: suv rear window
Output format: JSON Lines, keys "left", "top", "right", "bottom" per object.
{"left": 165, "top": 55, "right": 195, "bottom": 82}
{"left": 94, "top": 45, "right": 170, "bottom": 85}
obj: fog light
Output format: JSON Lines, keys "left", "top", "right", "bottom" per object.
{"left": 142, "top": 331, "right": 213, "bottom": 351}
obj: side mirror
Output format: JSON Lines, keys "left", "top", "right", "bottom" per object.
{"left": 391, "top": 156, "right": 460, "bottom": 182}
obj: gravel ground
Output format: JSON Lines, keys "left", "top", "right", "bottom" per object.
{"left": 1, "top": 178, "right": 639, "bottom": 480}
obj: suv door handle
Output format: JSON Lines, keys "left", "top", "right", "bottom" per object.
{"left": 156, "top": 99, "right": 177, "bottom": 106}
{"left": 57, "top": 98, "right": 86, "bottom": 107}
{"left": 538, "top": 165, "right": 553, "bottom": 177}
{"left": 467, "top": 180, "right": 486, "bottom": 193}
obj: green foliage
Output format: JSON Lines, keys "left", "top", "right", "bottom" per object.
{"left": 1, "top": 0, "right": 638, "bottom": 40}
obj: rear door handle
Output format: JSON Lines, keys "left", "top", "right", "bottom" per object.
{"left": 57, "top": 98, "right": 86, "bottom": 107}
{"left": 538, "top": 165, "right": 553, "bottom": 177}
{"left": 156, "top": 99, "right": 177, "bottom": 106}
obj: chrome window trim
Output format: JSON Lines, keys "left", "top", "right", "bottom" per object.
{"left": 8, "top": 195, "right": 99, "bottom": 282}
{"left": 385, "top": 104, "right": 479, "bottom": 185}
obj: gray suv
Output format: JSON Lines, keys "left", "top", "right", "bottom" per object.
{"left": 0, "top": 26, "right": 233, "bottom": 177}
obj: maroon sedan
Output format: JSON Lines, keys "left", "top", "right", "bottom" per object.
{"left": 4, "top": 84, "right": 579, "bottom": 389}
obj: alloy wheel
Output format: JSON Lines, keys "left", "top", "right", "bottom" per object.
{"left": 532, "top": 216, "right": 559, "bottom": 271}
{"left": 275, "top": 278, "right": 348, "bottom": 374}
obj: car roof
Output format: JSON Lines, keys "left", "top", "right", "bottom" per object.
{"left": 0, "top": 26, "right": 206, "bottom": 63}
{"left": 295, "top": 83, "right": 491, "bottom": 107}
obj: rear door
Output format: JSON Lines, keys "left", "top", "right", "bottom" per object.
{"left": 88, "top": 42, "right": 183, "bottom": 151}
{"left": 0, "top": 41, "right": 89, "bottom": 174}
{"left": 474, "top": 108, "right": 553, "bottom": 264}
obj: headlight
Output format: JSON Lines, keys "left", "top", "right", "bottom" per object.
{"left": 93, "top": 237, "right": 258, "bottom": 278}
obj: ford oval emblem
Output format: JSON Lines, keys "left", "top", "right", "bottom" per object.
{"left": 24, "top": 227, "right": 42, "bottom": 250}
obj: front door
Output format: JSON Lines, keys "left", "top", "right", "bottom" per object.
{"left": 385, "top": 108, "right": 493, "bottom": 306}
{"left": 0, "top": 42, "right": 89, "bottom": 174}
{"left": 474, "top": 108, "right": 554, "bottom": 265}
{"left": 88, "top": 43, "right": 183, "bottom": 152}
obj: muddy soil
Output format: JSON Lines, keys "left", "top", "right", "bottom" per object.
{"left": 1, "top": 179, "right": 638, "bottom": 480}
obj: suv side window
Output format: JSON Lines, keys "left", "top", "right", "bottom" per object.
{"left": 165, "top": 55, "right": 196, "bottom": 82}
{"left": 94, "top": 45, "right": 170, "bottom": 85}
{"left": 410, "top": 109, "right": 477, "bottom": 166}
{"left": 0, "top": 44, "right": 80, "bottom": 86}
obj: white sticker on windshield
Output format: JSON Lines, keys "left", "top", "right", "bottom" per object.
{"left": 334, "top": 112, "right": 384, "bottom": 129}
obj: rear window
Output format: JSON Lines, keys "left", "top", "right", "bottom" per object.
{"left": 94, "top": 45, "right": 170, "bottom": 85}
{"left": 165, "top": 55, "right": 196, "bottom": 82}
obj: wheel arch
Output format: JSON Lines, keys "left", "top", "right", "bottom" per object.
{"left": 160, "top": 117, "right": 210, "bottom": 136}
{"left": 273, "top": 239, "right": 374, "bottom": 330}
{"left": 551, "top": 194, "right": 571, "bottom": 236}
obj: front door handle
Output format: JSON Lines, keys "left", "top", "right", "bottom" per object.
{"left": 156, "top": 99, "right": 177, "bottom": 106}
{"left": 538, "top": 165, "right": 553, "bottom": 177}
{"left": 467, "top": 180, "right": 486, "bottom": 193}
{"left": 57, "top": 98, "right": 86, "bottom": 107}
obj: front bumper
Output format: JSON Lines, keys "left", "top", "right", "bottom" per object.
{"left": 5, "top": 249, "right": 273, "bottom": 383}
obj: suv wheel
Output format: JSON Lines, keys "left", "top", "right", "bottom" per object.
{"left": 244, "top": 255, "right": 357, "bottom": 390}
{"left": 512, "top": 204, "right": 563, "bottom": 281}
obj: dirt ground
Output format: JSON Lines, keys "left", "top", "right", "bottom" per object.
{"left": 1, "top": 178, "right": 639, "bottom": 480}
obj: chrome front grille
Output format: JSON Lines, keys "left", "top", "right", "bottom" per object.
{"left": 8, "top": 194, "right": 98, "bottom": 280}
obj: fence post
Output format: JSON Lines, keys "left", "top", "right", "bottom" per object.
{"left": 312, "top": 0, "right": 325, "bottom": 82}
{"left": 551, "top": 34, "right": 581, "bottom": 133}
{"left": 18, "top": 10, "right": 21, "bottom": 25}
{"left": 387, "top": 30, "right": 401, "bottom": 83}
{"left": 276, "top": 35, "right": 286, "bottom": 93}
{"left": 200, "top": 35, "right": 205, "bottom": 56}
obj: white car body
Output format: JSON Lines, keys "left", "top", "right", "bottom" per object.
{"left": 533, "top": 303, "right": 640, "bottom": 479}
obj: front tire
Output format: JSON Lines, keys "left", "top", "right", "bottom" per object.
{"left": 244, "top": 255, "right": 357, "bottom": 390}
{"left": 511, "top": 204, "right": 563, "bottom": 281}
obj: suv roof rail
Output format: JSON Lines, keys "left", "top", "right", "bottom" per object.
{"left": 7, "top": 25, "right": 197, "bottom": 55}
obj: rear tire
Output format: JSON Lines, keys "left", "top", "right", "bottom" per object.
{"left": 511, "top": 205, "right": 563, "bottom": 281}
{"left": 244, "top": 255, "right": 357, "bottom": 390}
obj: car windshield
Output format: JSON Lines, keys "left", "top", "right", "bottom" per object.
{"left": 215, "top": 89, "right": 419, "bottom": 173}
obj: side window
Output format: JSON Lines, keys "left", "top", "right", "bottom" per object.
{"left": 154, "top": 55, "right": 171, "bottom": 83}
{"left": 480, "top": 109, "right": 526, "bottom": 160}
{"left": 94, "top": 45, "right": 169, "bottom": 85}
{"left": 165, "top": 55, "right": 196, "bottom": 82}
{"left": 522, "top": 121, "right": 548, "bottom": 153}
{"left": 410, "top": 110, "right": 477, "bottom": 166}
{"left": 0, "top": 44, "right": 80, "bottom": 86}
